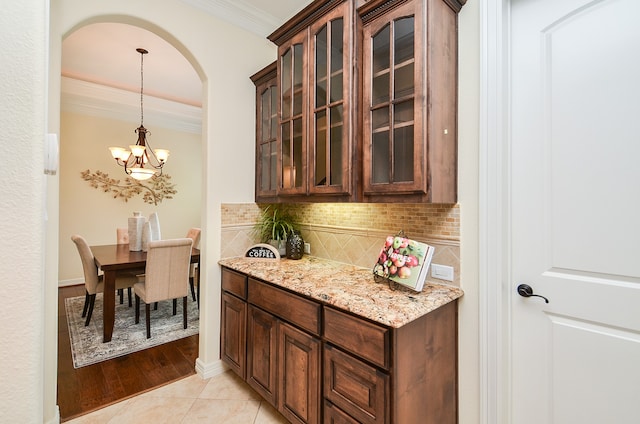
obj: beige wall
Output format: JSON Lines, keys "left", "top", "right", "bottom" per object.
{"left": 59, "top": 111, "right": 202, "bottom": 282}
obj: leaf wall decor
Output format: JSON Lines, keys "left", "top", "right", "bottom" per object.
{"left": 81, "top": 169, "right": 177, "bottom": 206}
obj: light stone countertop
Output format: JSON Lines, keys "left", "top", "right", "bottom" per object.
{"left": 218, "top": 255, "right": 463, "bottom": 328}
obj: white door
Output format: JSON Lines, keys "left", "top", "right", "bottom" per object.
{"left": 510, "top": 0, "right": 640, "bottom": 423}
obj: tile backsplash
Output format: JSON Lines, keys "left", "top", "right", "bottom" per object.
{"left": 221, "top": 203, "right": 460, "bottom": 286}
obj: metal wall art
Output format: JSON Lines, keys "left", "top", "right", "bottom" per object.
{"left": 81, "top": 169, "right": 177, "bottom": 205}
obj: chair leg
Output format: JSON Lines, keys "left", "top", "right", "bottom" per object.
{"left": 127, "top": 287, "right": 132, "bottom": 307}
{"left": 135, "top": 294, "right": 140, "bottom": 324}
{"left": 145, "top": 303, "right": 151, "bottom": 339}
{"left": 183, "top": 296, "right": 188, "bottom": 329}
{"left": 189, "top": 277, "right": 196, "bottom": 301}
{"left": 118, "top": 288, "right": 124, "bottom": 304}
{"left": 154, "top": 302, "right": 158, "bottom": 310}
{"left": 82, "top": 291, "right": 90, "bottom": 318}
{"left": 84, "top": 294, "right": 96, "bottom": 327}
{"left": 173, "top": 299, "right": 177, "bottom": 315}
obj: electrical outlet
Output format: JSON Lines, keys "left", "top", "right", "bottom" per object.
{"left": 304, "top": 242, "right": 311, "bottom": 254}
{"left": 431, "top": 264, "right": 454, "bottom": 282}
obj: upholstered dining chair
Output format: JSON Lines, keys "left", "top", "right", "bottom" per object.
{"left": 185, "top": 228, "right": 201, "bottom": 302}
{"left": 115, "top": 228, "right": 140, "bottom": 306}
{"left": 71, "top": 235, "right": 138, "bottom": 326}
{"left": 116, "top": 227, "right": 129, "bottom": 244}
{"left": 133, "top": 238, "right": 193, "bottom": 338}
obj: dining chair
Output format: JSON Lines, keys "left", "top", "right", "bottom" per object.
{"left": 71, "top": 235, "right": 138, "bottom": 326}
{"left": 116, "top": 227, "right": 129, "bottom": 244}
{"left": 185, "top": 228, "right": 201, "bottom": 302}
{"left": 115, "top": 227, "right": 139, "bottom": 306}
{"left": 133, "top": 238, "right": 193, "bottom": 338}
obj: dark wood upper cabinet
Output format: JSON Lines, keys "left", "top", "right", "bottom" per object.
{"left": 269, "top": 0, "right": 358, "bottom": 201}
{"left": 253, "top": 0, "right": 465, "bottom": 203}
{"left": 250, "top": 63, "right": 279, "bottom": 202}
{"left": 360, "top": 0, "right": 463, "bottom": 203}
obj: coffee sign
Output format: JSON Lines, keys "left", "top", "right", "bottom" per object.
{"left": 244, "top": 243, "right": 280, "bottom": 259}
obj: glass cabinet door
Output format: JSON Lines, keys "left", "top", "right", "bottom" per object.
{"left": 279, "top": 32, "right": 307, "bottom": 195}
{"left": 362, "top": 1, "right": 426, "bottom": 195}
{"left": 251, "top": 62, "right": 278, "bottom": 201}
{"left": 309, "top": 3, "right": 352, "bottom": 196}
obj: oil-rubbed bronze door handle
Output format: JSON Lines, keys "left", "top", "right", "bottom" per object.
{"left": 517, "top": 284, "right": 549, "bottom": 303}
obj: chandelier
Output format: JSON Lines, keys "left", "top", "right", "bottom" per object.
{"left": 109, "top": 48, "right": 169, "bottom": 181}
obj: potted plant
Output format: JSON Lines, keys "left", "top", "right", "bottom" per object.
{"left": 253, "top": 205, "right": 297, "bottom": 255}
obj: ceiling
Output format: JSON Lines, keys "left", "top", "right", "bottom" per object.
{"left": 61, "top": 0, "right": 312, "bottom": 110}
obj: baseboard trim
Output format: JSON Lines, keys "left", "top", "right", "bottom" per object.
{"left": 195, "top": 358, "right": 227, "bottom": 379}
{"left": 44, "top": 405, "right": 60, "bottom": 424}
{"left": 59, "top": 278, "right": 83, "bottom": 288}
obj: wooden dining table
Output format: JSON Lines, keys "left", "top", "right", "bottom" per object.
{"left": 90, "top": 243, "right": 201, "bottom": 342}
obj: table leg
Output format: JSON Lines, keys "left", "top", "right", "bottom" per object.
{"left": 103, "top": 270, "right": 116, "bottom": 342}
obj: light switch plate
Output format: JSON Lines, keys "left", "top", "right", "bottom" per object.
{"left": 304, "top": 242, "right": 311, "bottom": 254}
{"left": 431, "top": 264, "right": 454, "bottom": 281}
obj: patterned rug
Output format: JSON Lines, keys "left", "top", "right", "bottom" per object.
{"left": 65, "top": 293, "right": 199, "bottom": 368}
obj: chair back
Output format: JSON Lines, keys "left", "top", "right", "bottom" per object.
{"left": 71, "top": 235, "right": 100, "bottom": 295}
{"left": 143, "top": 238, "right": 193, "bottom": 303}
{"left": 185, "top": 228, "right": 201, "bottom": 248}
{"left": 116, "top": 228, "right": 129, "bottom": 244}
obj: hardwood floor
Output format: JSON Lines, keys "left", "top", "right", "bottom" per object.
{"left": 57, "top": 285, "right": 199, "bottom": 422}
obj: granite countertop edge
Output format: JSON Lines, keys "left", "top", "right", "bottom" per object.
{"left": 219, "top": 256, "right": 463, "bottom": 328}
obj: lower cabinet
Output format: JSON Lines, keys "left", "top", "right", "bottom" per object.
{"left": 245, "top": 306, "right": 321, "bottom": 424}
{"left": 221, "top": 267, "right": 457, "bottom": 424}
{"left": 278, "top": 322, "right": 321, "bottom": 424}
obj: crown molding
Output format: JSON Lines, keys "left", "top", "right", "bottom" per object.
{"left": 180, "top": 0, "right": 281, "bottom": 37}
{"left": 61, "top": 77, "right": 202, "bottom": 134}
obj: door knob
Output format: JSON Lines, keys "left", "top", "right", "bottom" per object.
{"left": 517, "top": 284, "right": 549, "bottom": 303}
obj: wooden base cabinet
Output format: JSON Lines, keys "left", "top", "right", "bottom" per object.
{"left": 220, "top": 267, "right": 458, "bottom": 424}
{"left": 279, "top": 322, "right": 322, "bottom": 424}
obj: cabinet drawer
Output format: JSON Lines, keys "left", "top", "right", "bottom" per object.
{"left": 248, "top": 278, "right": 321, "bottom": 336}
{"left": 222, "top": 268, "right": 247, "bottom": 299}
{"left": 324, "top": 344, "right": 389, "bottom": 424}
{"left": 323, "top": 307, "right": 389, "bottom": 369}
{"left": 324, "top": 401, "right": 361, "bottom": 424}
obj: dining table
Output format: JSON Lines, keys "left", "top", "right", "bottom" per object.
{"left": 90, "top": 243, "right": 201, "bottom": 342}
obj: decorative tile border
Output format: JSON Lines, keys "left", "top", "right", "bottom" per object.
{"left": 221, "top": 203, "right": 461, "bottom": 286}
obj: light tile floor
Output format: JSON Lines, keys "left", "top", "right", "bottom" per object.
{"left": 66, "top": 370, "right": 289, "bottom": 424}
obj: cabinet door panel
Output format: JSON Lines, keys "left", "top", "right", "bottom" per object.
{"left": 324, "top": 344, "right": 389, "bottom": 424}
{"left": 278, "top": 322, "right": 321, "bottom": 424}
{"left": 252, "top": 62, "right": 278, "bottom": 201}
{"left": 362, "top": 2, "right": 426, "bottom": 196}
{"left": 221, "top": 292, "right": 246, "bottom": 379}
{"left": 247, "top": 305, "right": 278, "bottom": 406}
{"left": 279, "top": 31, "right": 308, "bottom": 196}
{"left": 309, "top": 3, "right": 352, "bottom": 196}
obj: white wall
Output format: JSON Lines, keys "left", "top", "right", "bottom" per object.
{"left": 0, "top": 0, "right": 48, "bottom": 422}
{"left": 59, "top": 111, "right": 202, "bottom": 282}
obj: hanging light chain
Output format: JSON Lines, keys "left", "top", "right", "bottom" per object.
{"left": 137, "top": 48, "right": 148, "bottom": 126}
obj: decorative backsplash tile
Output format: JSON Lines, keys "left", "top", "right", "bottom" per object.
{"left": 221, "top": 202, "right": 460, "bottom": 286}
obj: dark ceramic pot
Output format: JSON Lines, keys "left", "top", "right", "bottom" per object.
{"left": 286, "top": 230, "right": 304, "bottom": 260}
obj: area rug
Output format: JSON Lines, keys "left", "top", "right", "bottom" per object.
{"left": 65, "top": 293, "right": 199, "bottom": 368}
